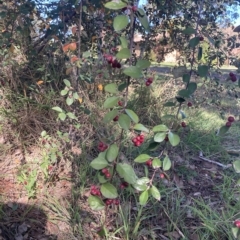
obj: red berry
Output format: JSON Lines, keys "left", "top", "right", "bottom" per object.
{"left": 132, "top": 6, "right": 137, "bottom": 12}
{"left": 226, "top": 121, "right": 231, "bottom": 127}
{"left": 146, "top": 81, "right": 151, "bottom": 86}
{"left": 229, "top": 72, "right": 237, "bottom": 82}
{"left": 120, "top": 184, "right": 125, "bottom": 189}
{"left": 199, "top": 36, "right": 204, "bottom": 41}
{"left": 118, "top": 101, "right": 123, "bottom": 106}
{"left": 113, "top": 116, "right": 119, "bottom": 122}
{"left": 106, "top": 55, "right": 113, "bottom": 64}
{"left": 181, "top": 122, "right": 187, "bottom": 128}
{"left": 114, "top": 199, "right": 120, "bottom": 205}
{"left": 187, "top": 102, "right": 192, "bottom": 107}
{"left": 132, "top": 138, "right": 138, "bottom": 143}
{"left": 116, "top": 62, "right": 121, "bottom": 68}
{"left": 98, "top": 142, "right": 104, "bottom": 148}
{"left": 105, "top": 199, "right": 112, "bottom": 205}
{"left": 146, "top": 159, "right": 152, "bottom": 167}
{"left": 229, "top": 72, "right": 234, "bottom": 77}
{"left": 234, "top": 220, "right": 240, "bottom": 228}
{"left": 134, "top": 141, "right": 141, "bottom": 147}
{"left": 147, "top": 77, "right": 153, "bottom": 83}
{"left": 112, "top": 60, "right": 118, "bottom": 68}
{"left": 165, "top": 136, "right": 169, "bottom": 142}
{"left": 136, "top": 136, "right": 141, "bottom": 141}
{"left": 105, "top": 172, "right": 111, "bottom": 178}
{"left": 123, "top": 182, "right": 129, "bottom": 187}
{"left": 102, "top": 168, "right": 108, "bottom": 174}
{"left": 160, "top": 173, "right": 165, "bottom": 179}
{"left": 228, "top": 116, "right": 235, "bottom": 122}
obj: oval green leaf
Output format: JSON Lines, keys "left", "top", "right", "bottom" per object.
{"left": 163, "top": 156, "right": 171, "bottom": 171}
{"left": 154, "top": 132, "right": 167, "bottom": 142}
{"left": 59, "top": 112, "right": 66, "bottom": 121}
{"left": 119, "top": 36, "right": 128, "bottom": 48}
{"left": 103, "top": 110, "right": 119, "bottom": 123}
{"left": 116, "top": 48, "right": 131, "bottom": 59}
{"left": 233, "top": 160, "right": 240, "bottom": 173}
{"left": 66, "top": 97, "right": 74, "bottom": 106}
{"left": 63, "top": 79, "right": 71, "bottom": 87}
{"left": 133, "top": 177, "right": 150, "bottom": 191}
{"left": 168, "top": 132, "right": 180, "bottom": 146}
{"left": 118, "top": 114, "right": 131, "bottom": 130}
{"left": 105, "top": 83, "right": 118, "bottom": 94}
{"left": 152, "top": 158, "right": 161, "bottom": 169}
{"left": 152, "top": 124, "right": 169, "bottom": 132}
{"left": 137, "top": 8, "right": 150, "bottom": 31}
{"left": 125, "top": 109, "right": 139, "bottom": 123}
{"left": 100, "top": 183, "right": 118, "bottom": 199}
{"left": 139, "top": 190, "right": 149, "bottom": 205}
{"left": 88, "top": 196, "right": 105, "bottom": 211}
{"left": 198, "top": 65, "right": 208, "bottom": 78}
{"left": 136, "top": 59, "right": 151, "bottom": 69}
{"left": 189, "top": 37, "right": 200, "bottom": 48}
{"left": 106, "top": 144, "right": 119, "bottom": 162}
{"left": 123, "top": 66, "right": 142, "bottom": 78}
{"left": 90, "top": 157, "right": 108, "bottom": 170}
{"left": 113, "top": 15, "right": 129, "bottom": 31}
{"left": 133, "top": 123, "right": 149, "bottom": 133}
{"left": 134, "top": 154, "right": 151, "bottom": 163}
{"left": 116, "top": 163, "right": 138, "bottom": 184}
{"left": 150, "top": 185, "right": 161, "bottom": 201}
{"left": 52, "top": 106, "right": 63, "bottom": 113}
{"left": 104, "top": 1, "right": 127, "bottom": 10}
{"left": 188, "top": 82, "right": 197, "bottom": 94}
{"left": 103, "top": 96, "right": 119, "bottom": 109}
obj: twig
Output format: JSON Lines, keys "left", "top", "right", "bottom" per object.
{"left": 162, "top": 207, "right": 186, "bottom": 239}
{"left": 197, "top": 155, "right": 231, "bottom": 169}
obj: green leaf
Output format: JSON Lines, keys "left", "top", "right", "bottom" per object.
{"left": 123, "top": 66, "right": 142, "bottom": 78}
{"left": 137, "top": 8, "right": 150, "bottom": 31}
{"left": 150, "top": 185, "right": 161, "bottom": 201}
{"left": 182, "top": 73, "right": 190, "bottom": 83}
{"left": 164, "top": 102, "right": 176, "bottom": 107}
{"left": 59, "top": 112, "right": 66, "bottom": 121}
{"left": 61, "top": 89, "right": 68, "bottom": 96}
{"left": 133, "top": 123, "right": 149, "bottom": 133}
{"left": 97, "top": 172, "right": 108, "bottom": 184}
{"left": 136, "top": 59, "right": 151, "bottom": 69}
{"left": 189, "top": 37, "right": 200, "bottom": 48}
{"left": 176, "top": 96, "right": 186, "bottom": 103}
{"left": 103, "top": 110, "right": 119, "bottom": 123}
{"left": 139, "top": 190, "right": 149, "bottom": 205}
{"left": 218, "top": 126, "right": 230, "bottom": 136}
{"left": 90, "top": 156, "right": 108, "bottom": 170}
{"left": 152, "top": 158, "right": 161, "bottom": 169}
{"left": 188, "top": 82, "right": 197, "bottom": 94}
{"left": 163, "top": 156, "right": 171, "bottom": 171}
{"left": 233, "top": 160, "right": 240, "bottom": 173}
{"left": 103, "top": 96, "right": 119, "bottom": 108}
{"left": 147, "top": 142, "right": 160, "bottom": 151}
{"left": 134, "top": 154, "right": 151, "bottom": 163}
{"left": 198, "top": 65, "right": 209, "bottom": 78}
{"left": 119, "top": 36, "right": 128, "bottom": 48}
{"left": 152, "top": 124, "right": 169, "bottom": 132}
{"left": 73, "top": 92, "right": 79, "bottom": 100}
{"left": 113, "top": 15, "right": 129, "bottom": 31}
{"left": 104, "top": 1, "right": 127, "bottom": 10}
{"left": 106, "top": 144, "right": 119, "bottom": 162}
{"left": 125, "top": 109, "right": 139, "bottom": 123}
{"left": 104, "top": 83, "right": 118, "bottom": 94}
{"left": 182, "top": 27, "right": 195, "bottom": 34}
{"left": 101, "top": 183, "right": 118, "bottom": 199}
{"left": 118, "top": 82, "right": 128, "bottom": 91}
{"left": 118, "top": 114, "right": 131, "bottom": 130}
{"left": 116, "top": 48, "right": 131, "bottom": 59}
{"left": 198, "top": 47, "right": 203, "bottom": 61}
{"left": 88, "top": 196, "right": 105, "bottom": 211}
{"left": 168, "top": 132, "right": 180, "bottom": 146}
{"left": 116, "top": 163, "right": 138, "bottom": 184}
{"left": 52, "top": 106, "right": 63, "bottom": 113}
{"left": 66, "top": 97, "right": 74, "bottom": 106}
{"left": 178, "top": 89, "right": 190, "bottom": 98}
{"left": 66, "top": 112, "right": 76, "bottom": 119}
{"left": 232, "top": 227, "right": 239, "bottom": 239}
{"left": 133, "top": 177, "right": 149, "bottom": 191}
{"left": 63, "top": 79, "right": 71, "bottom": 87}
{"left": 154, "top": 132, "right": 167, "bottom": 142}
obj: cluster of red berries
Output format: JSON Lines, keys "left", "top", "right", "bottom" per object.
{"left": 229, "top": 72, "right": 237, "bottom": 82}
{"left": 145, "top": 77, "right": 153, "bottom": 86}
{"left": 181, "top": 122, "right": 187, "bottom": 128}
{"left": 90, "top": 185, "right": 101, "bottom": 196}
{"left": 113, "top": 116, "right": 119, "bottom": 122}
{"left": 102, "top": 168, "right": 111, "bottom": 179}
{"left": 132, "top": 134, "right": 144, "bottom": 147}
{"left": 122, "top": 6, "right": 137, "bottom": 12}
{"left": 120, "top": 181, "right": 129, "bottom": 189}
{"left": 118, "top": 101, "right": 123, "bottom": 106}
{"left": 98, "top": 142, "right": 108, "bottom": 152}
{"left": 105, "top": 198, "right": 120, "bottom": 206}
{"left": 187, "top": 102, "right": 192, "bottom": 107}
{"left": 234, "top": 219, "right": 240, "bottom": 228}
{"left": 226, "top": 116, "right": 235, "bottom": 127}
{"left": 146, "top": 159, "right": 152, "bottom": 167}
{"left": 103, "top": 54, "right": 121, "bottom": 68}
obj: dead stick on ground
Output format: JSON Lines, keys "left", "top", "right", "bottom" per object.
{"left": 197, "top": 152, "right": 232, "bottom": 169}
{"left": 163, "top": 207, "right": 186, "bottom": 239}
